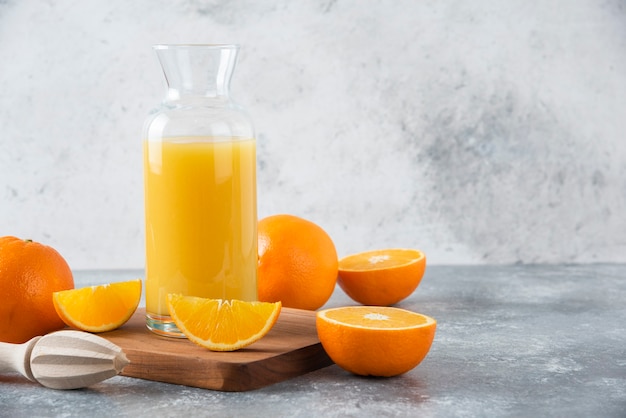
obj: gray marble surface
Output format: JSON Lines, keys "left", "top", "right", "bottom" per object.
{"left": 2, "top": 1, "right": 626, "bottom": 268}
{"left": 1, "top": 265, "right": 624, "bottom": 417}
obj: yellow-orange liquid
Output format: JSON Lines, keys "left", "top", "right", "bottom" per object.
{"left": 143, "top": 137, "right": 257, "bottom": 316}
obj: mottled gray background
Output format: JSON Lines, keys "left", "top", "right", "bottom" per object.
{"left": 1, "top": 0, "right": 625, "bottom": 268}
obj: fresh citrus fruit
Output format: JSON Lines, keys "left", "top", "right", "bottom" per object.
{"left": 257, "top": 214, "right": 338, "bottom": 310}
{"left": 52, "top": 279, "right": 142, "bottom": 333}
{"left": 317, "top": 306, "right": 436, "bottom": 377}
{"left": 167, "top": 294, "right": 281, "bottom": 351}
{"left": 0, "top": 236, "right": 74, "bottom": 343}
{"left": 337, "top": 248, "right": 426, "bottom": 306}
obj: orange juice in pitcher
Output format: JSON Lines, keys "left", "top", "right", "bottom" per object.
{"left": 142, "top": 45, "right": 257, "bottom": 337}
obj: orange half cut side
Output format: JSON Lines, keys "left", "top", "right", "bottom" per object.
{"left": 316, "top": 306, "right": 436, "bottom": 376}
{"left": 337, "top": 248, "right": 426, "bottom": 306}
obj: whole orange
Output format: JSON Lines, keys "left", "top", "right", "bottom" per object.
{"left": 0, "top": 236, "right": 74, "bottom": 343}
{"left": 257, "top": 214, "right": 338, "bottom": 310}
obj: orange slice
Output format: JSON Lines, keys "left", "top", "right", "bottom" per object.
{"left": 52, "top": 279, "right": 142, "bottom": 333}
{"left": 316, "top": 306, "right": 436, "bottom": 377}
{"left": 337, "top": 248, "right": 426, "bottom": 306}
{"left": 166, "top": 294, "right": 282, "bottom": 351}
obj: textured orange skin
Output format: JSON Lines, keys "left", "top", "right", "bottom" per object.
{"left": 337, "top": 250, "right": 426, "bottom": 306}
{"left": 316, "top": 307, "right": 436, "bottom": 377}
{"left": 258, "top": 214, "right": 338, "bottom": 311}
{"left": 0, "top": 236, "right": 74, "bottom": 343}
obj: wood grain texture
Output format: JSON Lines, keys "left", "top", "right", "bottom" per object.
{"left": 100, "top": 307, "right": 333, "bottom": 391}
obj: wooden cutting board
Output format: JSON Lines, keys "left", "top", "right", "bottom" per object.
{"left": 99, "top": 307, "right": 333, "bottom": 392}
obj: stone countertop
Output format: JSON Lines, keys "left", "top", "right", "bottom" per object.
{"left": 1, "top": 265, "right": 624, "bottom": 417}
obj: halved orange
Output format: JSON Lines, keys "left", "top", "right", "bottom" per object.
{"left": 317, "top": 306, "right": 436, "bottom": 377}
{"left": 52, "top": 279, "right": 142, "bottom": 333}
{"left": 166, "top": 294, "right": 282, "bottom": 351}
{"left": 337, "top": 248, "right": 426, "bottom": 306}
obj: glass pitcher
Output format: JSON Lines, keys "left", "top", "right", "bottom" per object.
{"left": 142, "top": 44, "right": 257, "bottom": 337}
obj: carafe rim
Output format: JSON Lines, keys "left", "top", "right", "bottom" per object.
{"left": 153, "top": 44, "right": 239, "bottom": 50}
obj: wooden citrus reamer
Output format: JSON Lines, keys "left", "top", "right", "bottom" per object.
{"left": 0, "top": 330, "right": 129, "bottom": 389}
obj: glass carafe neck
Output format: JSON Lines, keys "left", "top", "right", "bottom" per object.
{"left": 154, "top": 44, "right": 239, "bottom": 102}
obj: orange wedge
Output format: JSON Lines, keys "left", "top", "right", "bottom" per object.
{"left": 52, "top": 279, "right": 142, "bottom": 333}
{"left": 317, "top": 306, "right": 436, "bottom": 376}
{"left": 337, "top": 248, "right": 426, "bottom": 306}
{"left": 166, "top": 294, "right": 282, "bottom": 351}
